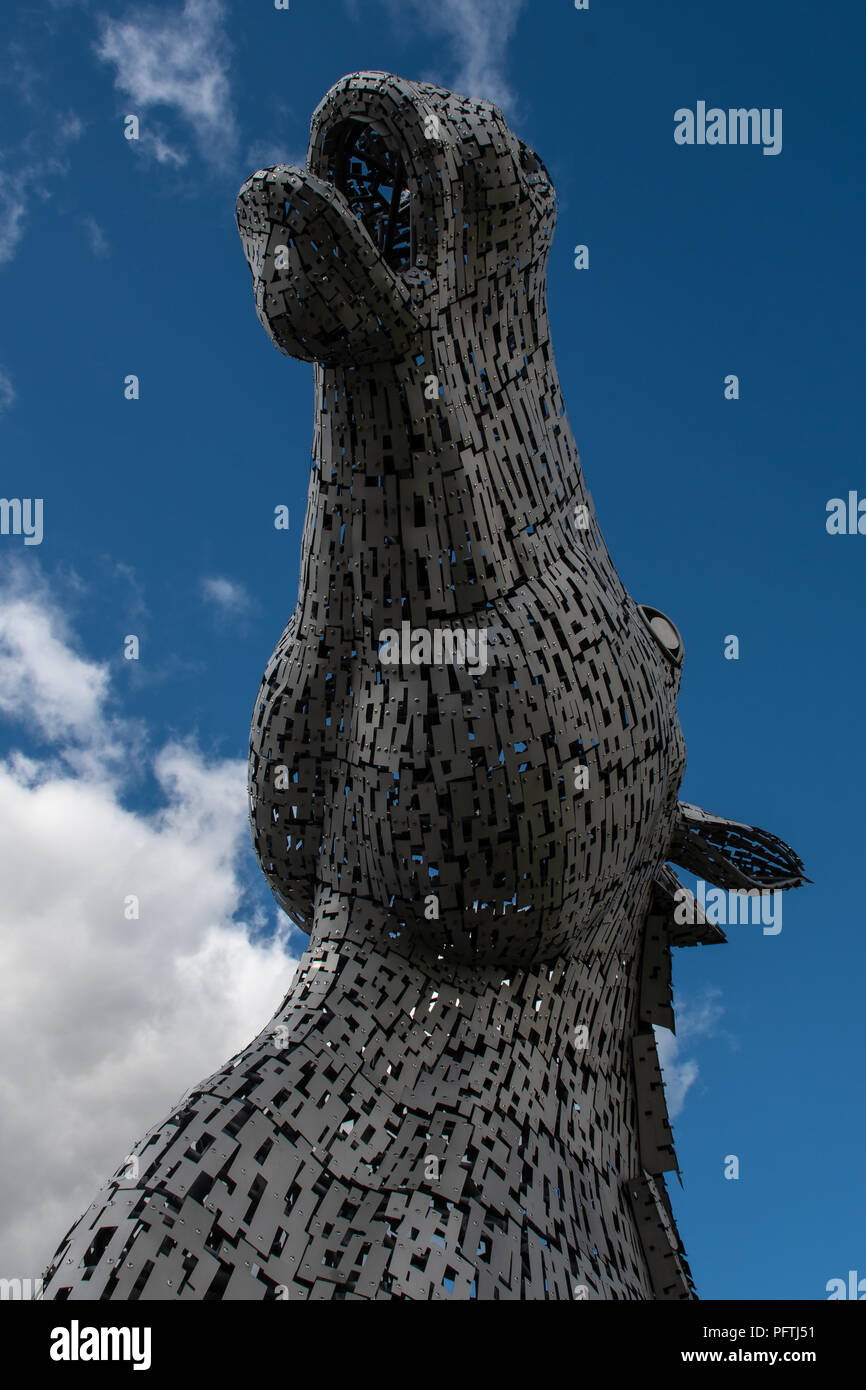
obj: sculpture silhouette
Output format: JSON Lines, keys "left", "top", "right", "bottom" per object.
{"left": 41, "top": 71, "right": 804, "bottom": 1301}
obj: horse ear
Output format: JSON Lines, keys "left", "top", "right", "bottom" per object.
{"left": 669, "top": 803, "right": 808, "bottom": 892}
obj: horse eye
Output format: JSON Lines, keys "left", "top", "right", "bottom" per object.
{"left": 639, "top": 604, "right": 684, "bottom": 667}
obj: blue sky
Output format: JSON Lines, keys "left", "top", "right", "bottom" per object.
{"left": 0, "top": 0, "right": 863, "bottom": 1298}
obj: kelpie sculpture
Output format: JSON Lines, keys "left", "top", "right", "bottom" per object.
{"left": 42, "top": 71, "right": 804, "bottom": 1301}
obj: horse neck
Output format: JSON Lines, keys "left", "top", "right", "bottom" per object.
{"left": 257, "top": 890, "right": 648, "bottom": 1198}
{"left": 295, "top": 323, "right": 616, "bottom": 627}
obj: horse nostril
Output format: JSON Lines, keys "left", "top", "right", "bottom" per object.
{"left": 327, "top": 120, "right": 413, "bottom": 272}
{"left": 519, "top": 144, "right": 541, "bottom": 174}
{"left": 639, "top": 604, "right": 684, "bottom": 666}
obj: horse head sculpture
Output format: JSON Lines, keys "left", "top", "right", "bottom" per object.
{"left": 41, "top": 72, "right": 804, "bottom": 1302}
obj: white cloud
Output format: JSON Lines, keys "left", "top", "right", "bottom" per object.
{"left": 0, "top": 590, "right": 108, "bottom": 743}
{"left": 0, "top": 367, "right": 15, "bottom": 416}
{"left": 0, "top": 567, "right": 140, "bottom": 782}
{"left": 0, "top": 569, "right": 299, "bottom": 1278}
{"left": 150, "top": 130, "right": 188, "bottom": 167}
{"left": 387, "top": 0, "right": 528, "bottom": 115}
{"left": 96, "top": 0, "right": 237, "bottom": 166}
{"left": 201, "top": 574, "right": 252, "bottom": 614}
{"left": 655, "top": 990, "right": 725, "bottom": 1118}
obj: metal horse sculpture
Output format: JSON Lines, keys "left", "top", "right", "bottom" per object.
{"left": 42, "top": 72, "right": 804, "bottom": 1301}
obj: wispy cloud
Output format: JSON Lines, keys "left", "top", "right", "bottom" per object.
{"left": 384, "top": 0, "right": 528, "bottom": 115}
{"left": 0, "top": 116, "right": 84, "bottom": 267}
{"left": 150, "top": 131, "right": 188, "bottom": 167}
{"left": 655, "top": 990, "right": 726, "bottom": 1118}
{"left": 0, "top": 367, "right": 15, "bottom": 417}
{"left": 0, "top": 565, "right": 298, "bottom": 1276}
{"left": 244, "top": 142, "right": 309, "bottom": 174}
{"left": 81, "top": 214, "right": 109, "bottom": 258}
{"left": 243, "top": 93, "right": 309, "bottom": 178}
{"left": 95, "top": 0, "right": 237, "bottom": 167}
{"left": 0, "top": 175, "right": 27, "bottom": 265}
{"left": 201, "top": 575, "right": 252, "bottom": 615}
{"left": 0, "top": 43, "right": 43, "bottom": 109}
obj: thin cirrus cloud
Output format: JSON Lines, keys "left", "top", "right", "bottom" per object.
{"left": 81, "top": 214, "right": 110, "bottom": 258}
{"left": 0, "top": 367, "right": 15, "bottom": 416}
{"left": 201, "top": 574, "right": 253, "bottom": 615}
{"left": 382, "top": 0, "right": 528, "bottom": 115}
{"left": 0, "top": 116, "right": 84, "bottom": 267}
{"left": 0, "top": 173, "right": 27, "bottom": 266}
{"left": 0, "top": 566, "right": 298, "bottom": 1278}
{"left": 95, "top": 0, "right": 238, "bottom": 168}
{"left": 2, "top": 2, "right": 235, "bottom": 267}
